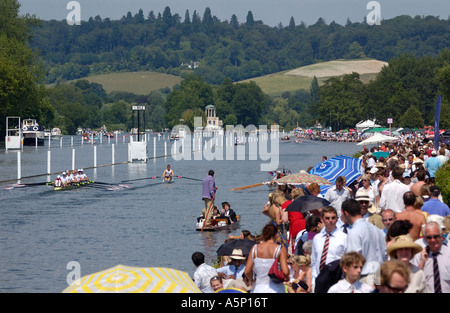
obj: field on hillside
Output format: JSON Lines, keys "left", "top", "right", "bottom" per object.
{"left": 54, "top": 71, "right": 183, "bottom": 95}
{"left": 242, "top": 59, "right": 387, "bottom": 97}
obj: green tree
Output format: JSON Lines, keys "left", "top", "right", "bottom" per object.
{"left": 398, "top": 105, "right": 425, "bottom": 128}
{"left": 164, "top": 74, "right": 214, "bottom": 127}
{"left": 0, "top": 0, "right": 49, "bottom": 139}
{"left": 246, "top": 11, "right": 254, "bottom": 26}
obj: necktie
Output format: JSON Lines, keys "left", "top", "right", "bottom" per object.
{"left": 342, "top": 224, "right": 348, "bottom": 234}
{"left": 319, "top": 233, "right": 330, "bottom": 270}
{"left": 432, "top": 252, "right": 442, "bottom": 293}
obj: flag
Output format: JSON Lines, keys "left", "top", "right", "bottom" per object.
{"left": 434, "top": 95, "right": 442, "bottom": 151}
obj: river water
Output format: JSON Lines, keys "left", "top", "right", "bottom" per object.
{"left": 0, "top": 133, "right": 360, "bottom": 292}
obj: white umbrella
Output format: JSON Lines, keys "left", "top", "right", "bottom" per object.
{"left": 357, "top": 133, "right": 398, "bottom": 145}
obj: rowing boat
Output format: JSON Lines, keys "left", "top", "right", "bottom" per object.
{"left": 53, "top": 180, "right": 94, "bottom": 191}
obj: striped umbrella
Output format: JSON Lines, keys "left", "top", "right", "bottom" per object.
{"left": 62, "top": 264, "right": 201, "bottom": 293}
{"left": 274, "top": 172, "right": 332, "bottom": 186}
{"left": 308, "top": 156, "right": 362, "bottom": 195}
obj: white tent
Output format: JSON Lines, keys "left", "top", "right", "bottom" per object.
{"left": 357, "top": 133, "right": 398, "bottom": 145}
{"left": 355, "top": 119, "right": 381, "bottom": 132}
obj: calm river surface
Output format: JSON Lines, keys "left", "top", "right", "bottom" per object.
{"left": 0, "top": 133, "right": 360, "bottom": 292}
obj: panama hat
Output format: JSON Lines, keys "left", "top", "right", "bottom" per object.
{"left": 355, "top": 189, "right": 376, "bottom": 214}
{"left": 386, "top": 235, "right": 423, "bottom": 259}
{"left": 230, "top": 249, "right": 246, "bottom": 260}
{"left": 355, "top": 189, "right": 371, "bottom": 202}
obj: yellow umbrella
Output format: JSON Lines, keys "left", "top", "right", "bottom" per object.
{"left": 62, "top": 264, "right": 201, "bottom": 293}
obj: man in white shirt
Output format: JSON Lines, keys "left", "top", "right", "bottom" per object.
{"left": 217, "top": 249, "right": 246, "bottom": 279}
{"left": 324, "top": 176, "right": 351, "bottom": 217}
{"left": 342, "top": 199, "right": 387, "bottom": 281}
{"left": 379, "top": 166, "right": 410, "bottom": 213}
{"left": 192, "top": 252, "right": 218, "bottom": 293}
{"left": 311, "top": 206, "right": 347, "bottom": 285}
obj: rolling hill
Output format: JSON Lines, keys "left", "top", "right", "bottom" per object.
{"left": 241, "top": 59, "right": 388, "bottom": 96}
{"left": 50, "top": 71, "right": 182, "bottom": 95}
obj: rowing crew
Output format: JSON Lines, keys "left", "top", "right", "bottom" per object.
{"left": 54, "top": 169, "right": 89, "bottom": 187}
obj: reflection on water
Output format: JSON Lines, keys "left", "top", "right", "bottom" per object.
{"left": 0, "top": 135, "right": 360, "bottom": 292}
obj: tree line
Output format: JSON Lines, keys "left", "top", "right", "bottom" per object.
{"left": 29, "top": 7, "right": 450, "bottom": 85}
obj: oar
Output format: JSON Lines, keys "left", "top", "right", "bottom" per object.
{"left": 4, "top": 181, "right": 54, "bottom": 189}
{"left": 91, "top": 181, "right": 131, "bottom": 188}
{"left": 92, "top": 181, "right": 120, "bottom": 186}
{"left": 231, "top": 182, "right": 271, "bottom": 191}
{"left": 121, "top": 176, "right": 160, "bottom": 183}
{"left": 176, "top": 176, "right": 203, "bottom": 182}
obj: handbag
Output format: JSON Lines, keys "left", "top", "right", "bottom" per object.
{"left": 268, "top": 245, "right": 284, "bottom": 283}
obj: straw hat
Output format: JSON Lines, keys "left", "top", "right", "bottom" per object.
{"left": 230, "top": 249, "right": 246, "bottom": 260}
{"left": 375, "top": 162, "right": 386, "bottom": 168}
{"left": 386, "top": 235, "right": 423, "bottom": 258}
{"left": 355, "top": 189, "right": 376, "bottom": 213}
{"left": 355, "top": 189, "right": 371, "bottom": 202}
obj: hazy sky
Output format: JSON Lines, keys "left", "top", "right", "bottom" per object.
{"left": 18, "top": 0, "right": 449, "bottom": 27}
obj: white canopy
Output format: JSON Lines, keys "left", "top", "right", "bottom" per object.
{"left": 357, "top": 133, "right": 398, "bottom": 145}
{"left": 355, "top": 119, "right": 381, "bottom": 131}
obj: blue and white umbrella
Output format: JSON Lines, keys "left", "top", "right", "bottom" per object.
{"left": 308, "top": 155, "right": 362, "bottom": 195}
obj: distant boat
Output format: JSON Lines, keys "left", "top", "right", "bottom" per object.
{"left": 170, "top": 133, "right": 180, "bottom": 142}
{"left": 21, "top": 118, "right": 44, "bottom": 146}
{"left": 51, "top": 127, "right": 62, "bottom": 139}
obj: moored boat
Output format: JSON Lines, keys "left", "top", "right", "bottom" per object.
{"left": 51, "top": 127, "right": 62, "bottom": 140}
{"left": 21, "top": 118, "right": 45, "bottom": 146}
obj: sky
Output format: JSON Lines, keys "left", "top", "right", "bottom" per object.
{"left": 18, "top": 0, "right": 449, "bottom": 27}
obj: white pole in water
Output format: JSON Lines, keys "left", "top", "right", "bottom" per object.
{"left": 81, "top": 136, "right": 84, "bottom": 145}
{"left": 112, "top": 143, "right": 115, "bottom": 164}
{"left": 153, "top": 137, "right": 156, "bottom": 158}
{"left": 47, "top": 150, "right": 51, "bottom": 174}
{"left": 17, "top": 151, "right": 21, "bottom": 181}
{"left": 35, "top": 136, "right": 38, "bottom": 148}
{"left": 94, "top": 146, "right": 97, "bottom": 168}
{"left": 48, "top": 136, "right": 51, "bottom": 148}
{"left": 164, "top": 141, "right": 167, "bottom": 157}
{"left": 72, "top": 148, "right": 75, "bottom": 170}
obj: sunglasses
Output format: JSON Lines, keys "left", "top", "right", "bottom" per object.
{"left": 425, "top": 235, "right": 441, "bottom": 240}
{"left": 384, "top": 283, "right": 408, "bottom": 293}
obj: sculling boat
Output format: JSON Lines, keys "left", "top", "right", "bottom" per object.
{"left": 53, "top": 180, "right": 94, "bottom": 191}
{"left": 163, "top": 176, "right": 174, "bottom": 183}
